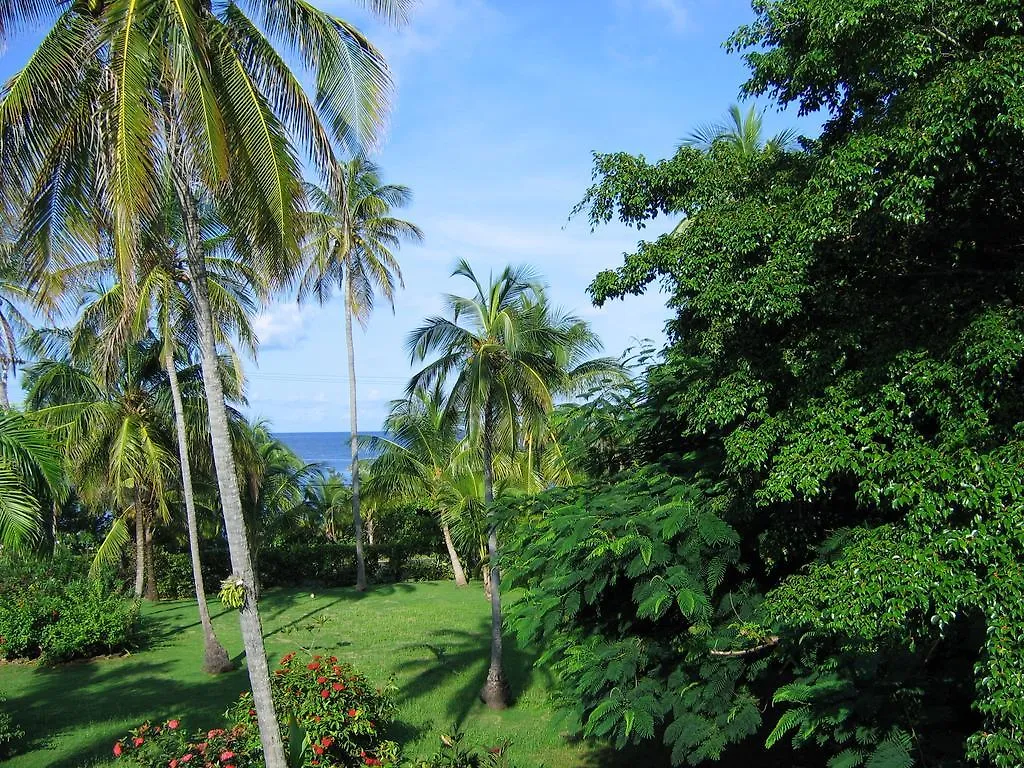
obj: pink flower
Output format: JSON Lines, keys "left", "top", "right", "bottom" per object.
{"left": 133, "top": 737, "right": 145, "bottom": 747}
{"left": 220, "top": 751, "right": 235, "bottom": 762}
{"left": 168, "top": 720, "right": 180, "bottom": 730}
{"left": 317, "top": 676, "right": 327, "bottom": 684}
{"left": 169, "top": 760, "right": 178, "bottom": 768}
{"left": 321, "top": 689, "right": 331, "bottom": 698}
{"left": 180, "top": 754, "right": 193, "bottom": 763}
{"left": 112, "top": 743, "right": 122, "bottom": 757}
{"left": 333, "top": 682, "right": 344, "bottom": 691}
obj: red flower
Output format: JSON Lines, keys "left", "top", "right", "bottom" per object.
{"left": 208, "top": 729, "right": 224, "bottom": 739}
{"left": 219, "top": 751, "right": 235, "bottom": 761}
{"left": 313, "top": 745, "right": 324, "bottom": 755}
{"left": 307, "top": 662, "right": 321, "bottom": 670}
{"left": 347, "top": 708, "right": 358, "bottom": 718}
{"left": 168, "top": 720, "right": 180, "bottom": 730}
{"left": 321, "top": 689, "right": 331, "bottom": 698}
{"left": 317, "top": 676, "right": 327, "bottom": 684}
{"left": 329, "top": 656, "right": 338, "bottom": 663}
{"left": 364, "top": 758, "right": 382, "bottom": 766}
{"left": 133, "top": 737, "right": 145, "bottom": 747}
{"left": 180, "top": 755, "right": 193, "bottom": 763}
{"left": 333, "top": 682, "right": 344, "bottom": 691}
{"left": 169, "top": 760, "right": 178, "bottom": 768}
{"left": 112, "top": 743, "right": 123, "bottom": 757}
{"left": 321, "top": 737, "right": 334, "bottom": 748}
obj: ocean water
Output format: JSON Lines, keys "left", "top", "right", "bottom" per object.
{"left": 275, "top": 431, "right": 385, "bottom": 477}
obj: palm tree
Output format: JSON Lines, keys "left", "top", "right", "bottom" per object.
{"left": 302, "top": 471, "right": 352, "bottom": 542}
{"left": 72, "top": 183, "right": 255, "bottom": 673}
{"left": 682, "top": 103, "right": 797, "bottom": 155}
{"left": 365, "top": 388, "right": 474, "bottom": 586}
{"left": 407, "top": 261, "right": 623, "bottom": 708}
{"left": 24, "top": 330, "right": 177, "bottom": 599}
{"left": 2, "top": 0, "right": 410, "bottom": 757}
{"left": 297, "top": 156, "right": 423, "bottom": 591}
{"left": 0, "top": 409, "right": 68, "bottom": 549}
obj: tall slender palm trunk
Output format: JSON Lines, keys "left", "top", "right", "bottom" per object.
{"left": 442, "top": 522, "right": 469, "bottom": 587}
{"left": 345, "top": 272, "right": 367, "bottom": 591}
{"left": 479, "top": 417, "right": 510, "bottom": 709}
{"left": 0, "top": 366, "right": 8, "bottom": 409}
{"left": 164, "top": 346, "right": 233, "bottom": 674}
{"left": 144, "top": 514, "right": 159, "bottom": 600}
{"left": 169, "top": 140, "right": 287, "bottom": 768}
{"left": 134, "top": 500, "right": 145, "bottom": 599}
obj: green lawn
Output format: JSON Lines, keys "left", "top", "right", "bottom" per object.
{"left": 0, "top": 582, "right": 630, "bottom": 768}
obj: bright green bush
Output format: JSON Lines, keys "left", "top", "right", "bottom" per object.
{"left": 0, "top": 553, "right": 140, "bottom": 662}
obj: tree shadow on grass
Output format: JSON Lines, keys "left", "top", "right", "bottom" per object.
{"left": 392, "top": 619, "right": 551, "bottom": 729}
{"left": 5, "top": 657, "right": 250, "bottom": 768}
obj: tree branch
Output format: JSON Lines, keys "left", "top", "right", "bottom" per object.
{"left": 709, "top": 636, "right": 779, "bottom": 657}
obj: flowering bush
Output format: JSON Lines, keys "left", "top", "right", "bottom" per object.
{"left": 266, "top": 652, "right": 399, "bottom": 767}
{"left": 112, "top": 652, "right": 399, "bottom": 768}
{"left": 110, "top": 718, "right": 257, "bottom": 768}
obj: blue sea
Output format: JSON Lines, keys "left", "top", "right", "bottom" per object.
{"left": 275, "top": 431, "right": 385, "bottom": 477}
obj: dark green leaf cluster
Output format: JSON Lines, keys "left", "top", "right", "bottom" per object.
{"left": 540, "top": 0, "right": 1024, "bottom": 765}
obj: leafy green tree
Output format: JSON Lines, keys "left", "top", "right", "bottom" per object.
{"left": 0, "top": 409, "right": 68, "bottom": 549}
{"left": 298, "top": 156, "right": 423, "bottom": 591}
{"left": 2, "top": 0, "right": 410, "bottom": 755}
{"left": 300, "top": 470, "right": 353, "bottom": 542}
{"left": 408, "top": 261, "right": 622, "bottom": 709}
{"left": 551, "top": 1, "right": 1024, "bottom": 765}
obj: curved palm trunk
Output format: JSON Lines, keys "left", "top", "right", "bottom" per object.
{"left": 0, "top": 366, "right": 8, "bottom": 409}
{"left": 479, "top": 416, "right": 510, "bottom": 709}
{"left": 345, "top": 272, "right": 367, "bottom": 592}
{"left": 442, "top": 522, "right": 469, "bottom": 586}
{"left": 170, "top": 149, "right": 287, "bottom": 767}
{"left": 164, "top": 346, "right": 233, "bottom": 674}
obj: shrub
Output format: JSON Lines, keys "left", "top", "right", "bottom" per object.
{"left": 113, "top": 653, "right": 400, "bottom": 768}
{"left": 0, "top": 695, "right": 24, "bottom": 759}
{"left": 0, "top": 553, "right": 140, "bottom": 662}
{"left": 155, "top": 548, "right": 231, "bottom": 601}
{"left": 267, "top": 652, "right": 399, "bottom": 766}
{"left": 112, "top": 718, "right": 256, "bottom": 768}
{"left": 414, "top": 728, "right": 523, "bottom": 768}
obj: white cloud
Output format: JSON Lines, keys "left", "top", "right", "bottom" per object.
{"left": 252, "top": 303, "right": 308, "bottom": 351}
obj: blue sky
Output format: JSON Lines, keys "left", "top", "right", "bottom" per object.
{"left": 3, "top": 0, "right": 817, "bottom": 431}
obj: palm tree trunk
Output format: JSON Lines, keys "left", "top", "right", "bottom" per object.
{"left": 0, "top": 366, "right": 8, "bottom": 409}
{"left": 134, "top": 501, "right": 145, "bottom": 599}
{"left": 479, "top": 414, "right": 510, "bottom": 709}
{"left": 169, "top": 141, "right": 287, "bottom": 768}
{"left": 164, "top": 345, "right": 233, "bottom": 674}
{"left": 345, "top": 273, "right": 367, "bottom": 592}
{"left": 442, "top": 523, "right": 468, "bottom": 587}
{"left": 144, "top": 513, "right": 159, "bottom": 601}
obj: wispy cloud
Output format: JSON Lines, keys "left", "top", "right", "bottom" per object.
{"left": 252, "top": 303, "right": 308, "bottom": 351}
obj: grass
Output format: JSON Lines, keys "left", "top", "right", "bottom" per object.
{"left": 0, "top": 581, "right": 634, "bottom": 768}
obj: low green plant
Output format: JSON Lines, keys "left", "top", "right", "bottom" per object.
{"left": 0, "top": 553, "right": 140, "bottom": 662}
{"left": 0, "top": 694, "right": 25, "bottom": 758}
{"left": 414, "top": 728, "right": 523, "bottom": 768}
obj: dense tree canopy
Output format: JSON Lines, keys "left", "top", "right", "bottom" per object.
{"left": 506, "top": 1, "right": 1024, "bottom": 766}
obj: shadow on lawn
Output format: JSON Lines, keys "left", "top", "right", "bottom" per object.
{"left": 393, "top": 618, "right": 551, "bottom": 728}
{"left": 5, "top": 657, "right": 249, "bottom": 768}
